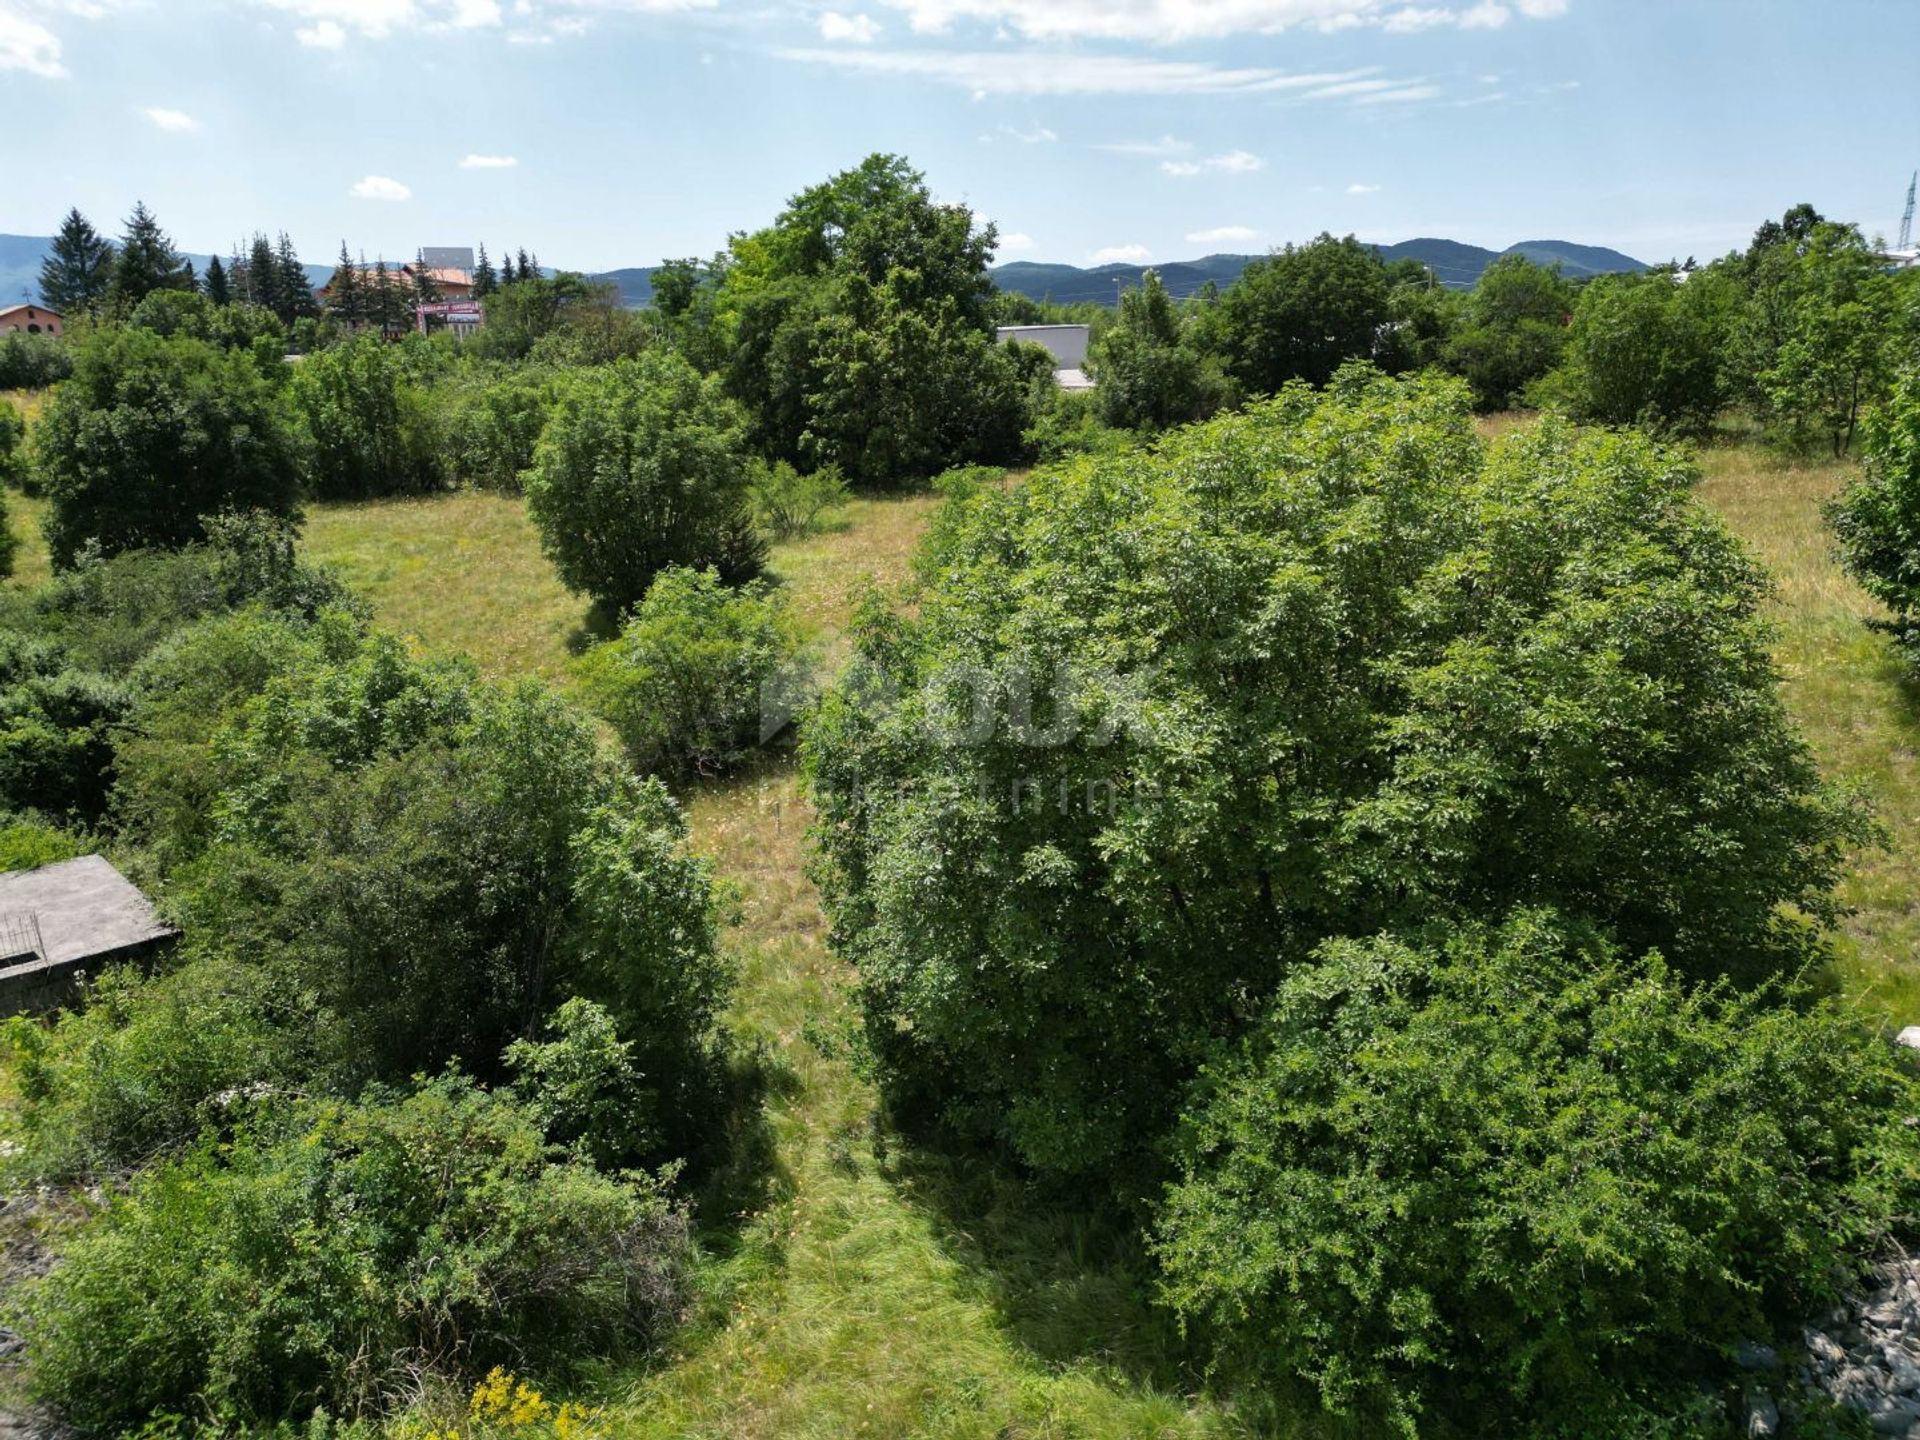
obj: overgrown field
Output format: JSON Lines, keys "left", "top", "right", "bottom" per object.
{"left": 3, "top": 430, "right": 1913, "bottom": 1434}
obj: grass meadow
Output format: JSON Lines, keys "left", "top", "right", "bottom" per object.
{"left": 3, "top": 416, "right": 1916, "bottom": 1435}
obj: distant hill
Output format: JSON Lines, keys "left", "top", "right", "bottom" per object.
{"left": 588, "top": 267, "right": 659, "bottom": 308}
{"left": 990, "top": 238, "right": 1649, "bottom": 304}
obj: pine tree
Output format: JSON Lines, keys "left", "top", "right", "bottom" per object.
{"left": 328, "top": 241, "right": 362, "bottom": 328}
{"left": 38, "top": 207, "right": 115, "bottom": 314}
{"left": 501, "top": 253, "right": 517, "bottom": 286}
{"left": 110, "top": 201, "right": 191, "bottom": 310}
{"left": 473, "top": 242, "right": 497, "bottom": 298}
{"left": 373, "top": 256, "right": 405, "bottom": 336}
{"left": 516, "top": 247, "right": 533, "bottom": 279}
{"left": 276, "top": 233, "right": 316, "bottom": 323}
{"left": 204, "top": 254, "right": 230, "bottom": 306}
{"left": 413, "top": 250, "right": 443, "bottom": 305}
{"left": 248, "top": 233, "right": 279, "bottom": 312}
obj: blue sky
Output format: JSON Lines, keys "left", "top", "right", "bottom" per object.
{"left": 1, "top": 0, "right": 1916, "bottom": 274}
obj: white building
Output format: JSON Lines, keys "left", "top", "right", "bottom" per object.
{"left": 997, "top": 324, "right": 1095, "bottom": 390}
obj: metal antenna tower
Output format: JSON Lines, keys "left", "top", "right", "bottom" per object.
{"left": 1901, "top": 171, "right": 1917, "bottom": 252}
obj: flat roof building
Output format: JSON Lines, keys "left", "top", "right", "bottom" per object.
{"left": 996, "top": 323, "right": 1095, "bottom": 390}
{"left": 0, "top": 856, "right": 176, "bottom": 1015}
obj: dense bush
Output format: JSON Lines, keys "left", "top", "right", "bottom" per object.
{"left": 526, "top": 351, "right": 765, "bottom": 613}
{"left": 806, "top": 370, "right": 1860, "bottom": 1187}
{"left": 747, "top": 458, "right": 848, "bottom": 539}
{"left": 32, "top": 326, "right": 302, "bottom": 566}
{"left": 1441, "top": 253, "right": 1573, "bottom": 412}
{"left": 1833, "top": 366, "right": 1920, "bottom": 641}
{"left": 0, "top": 401, "right": 25, "bottom": 493}
{"left": 1219, "top": 234, "right": 1389, "bottom": 395}
{"left": 128, "top": 289, "right": 286, "bottom": 354}
{"left": 0, "top": 331, "right": 73, "bottom": 390}
{"left": 290, "top": 333, "right": 448, "bottom": 499}
{"left": 16, "top": 1074, "right": 690, "bottom": 1432}
{"left": 1154, "top": 909, "right": 1920, "bottom": 1432}
{"left": 575, "top": 565, "right": 799, "bottom": 777}
{"left": 1548, "top": 269, "right": 1739, "bottom": 436}
{"left": 1092, "top": 270, "right": 1230, "bottom": 433}
{"left": 444, "top": 366, "right": 560, "bottom": 492}
{"left": 127, "top": 629, "right": 728, "bottom": 1111}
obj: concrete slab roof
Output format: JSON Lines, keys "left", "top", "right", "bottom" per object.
{"left": 0, "top": 856, "right": 174, "bottom": 969}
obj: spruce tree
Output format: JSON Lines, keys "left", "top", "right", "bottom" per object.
{"left": 204, "top": 254, "right": 230, "bottom": 306}
{"left": 473, "top": 243, "right": 497, "bottom": 298}
{"left": 517, "top": 247, "right": 533, "bottom": 278}
{"left": 329, "top": 241, "right": 362, "bottom": 328}
{"left": 276, "top": 232, "right": 316, "bottom": 323}
{"left": 38, "top": 207, "right": 114, "bottom": 314}
{"left": 110, "top": 201, "right": 191, "bottom": 310}
{"left": 501, "top": 253, "right": 517, "bottom": 286}
{"left": 248, "top": 233, "right": 279, "bottom": 312}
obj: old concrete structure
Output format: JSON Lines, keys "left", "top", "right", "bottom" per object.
{"left": 0, "top": 856, "right": 175, "bottom": 1015}
{"left": 995, "top": 323, "right": 1095, "bottom": 390}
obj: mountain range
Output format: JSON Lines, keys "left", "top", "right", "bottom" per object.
{"left": 1, "top": 233, "right": 1648, "bottom": 316}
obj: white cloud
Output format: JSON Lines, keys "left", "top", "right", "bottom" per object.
{"left": 818, "top": 9, "right": 880, "bottom": 40}
{"left": 1095, "top": 135, "right": 1192, "bottom": 157}
{"left": 1354, "top": 83, "right": 1440, "bottom": 103}
{"left": 0, "top": 10, "right": 66, "bottom": 77}
{"left": 777, "top": 48, "right": 1380, "bottom": 97}
{"left": 350, "top": 174, "right": 413, "bottom": 200}
{"left": 868, "top": 0, "right": 1568, "bottom": 42}
{"left": 998, "top": 122, "right": 1056, "bottom": 143}
{"left": 460, "top": 152, "right": 519, "bottom": 167}
{"left": 1091, "top": 244, "right": 1150, "bottom": 265}
{"left": 254, "top": 0, "right": 707, "bottom": 45}
{"left": 998, "top": 232, "right": 1038, "bottom": 253}
{"left": 1187, "top": 225, "right": 1257, "bottom": 244}
{"left": 142, "top": 106, "right": 200, "bottom": 132}
{"left": 1161, "top": 149, "right": 1264, "bottom": 177}
{"left": 1345, "top": 182, "right": 1381, "bottom": 194}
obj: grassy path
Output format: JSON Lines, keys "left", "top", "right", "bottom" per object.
{"left": 1696, "top": 444, "right": 1920, "bottom": 1025}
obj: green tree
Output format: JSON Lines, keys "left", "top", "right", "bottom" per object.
{"left": 473, "top": 241, "right": 497, "bottom": 298}
{"left": 1091, "top": 269, "right": 1227, "bottom": 432}
{"left": 37, "top": 207, "right": 114, "bottom": 314}
{"left": 1441, "top": 253, "right": 1573, "bottom": 411}
{"left": 202, "top": 253, "right": 230, "bottom": 307}
{"left": 1832, "top": 365, "right": 1920, "bottom": 643}
{"left": 1153, "top": 909, "right": 1920, "bottom": 1431}
{"left": 109, "top": 201, "right": 192, "bottom": 312}
{"left": 33, "top": 327, "right": 302, "bottom": 567}
{"left": 805, "top": 370, "right": 1861, "bottom": 1187}
{"left": 1217, "top": 234, "right": 1390, "bottom": 394}
{"left": 1753, "top": 221, "right": 1909, "bottom": 455}
{"left": 652, "top": 257, "right": 702, "bottom": 318}
{"left": 526, "top": 351, "right": 765, "bottom": 612}
{"left": 1550, "top": 267, "right": 1739, "bottom": 436}
{"left": 273, "top": 232, "right": 316, "bottom": 324}
{"left": 325, "top": 242, "right": 361, "bottom": 328}
{"left": 288, "top": 334, "right": 445, "bottom": 498}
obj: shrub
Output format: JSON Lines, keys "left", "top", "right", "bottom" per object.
{"left": 805, "top": 369, "right": 1861, "bottom": 1187}
{"left": 1152, "top": 909, "right": 1920, "bottom": 1432}
{"left": 0, "top": 331, "right": 72, "bottom": 391}
{"left": 446, "top": 367, "right": 560, "bottom": 493}
{"left": 289, "top": 334, "right": 447, "bottom": 499}
{"left": 14, "top": 1074, "right": 691, "bottom": 1433}
{"left": 0, "top": 813, "right": 84, "bottom": 872}
{"left": 32, "top": 327, "right": 301, "bottom": 567}
{"left": 0, "top": 401, "right": 25, "bottom": 491}
{"left": 1441, "top": 253, "right": 1573, "bottom": 412}
{"left": 747, "top": 459, "right": 848, "bottom": 539}
{"left": 526, "top": 352, "right": 764, "bottom": 613}
{"left": 105, "top": 627, "right": 730, "bottom": 1136}
{"left": 1549, "top": 269, "right": 1739, "bottom": 437}
{"left": 1092, "top": 271, "right": 1229, "bottom": 433}
{"left": 574, "top": 566, "right": 798, "bottom": 778}
{"left": 505, "top": 998, "right": 651, "bottom": 1168}
{"left": 1833, "top": 366, "right": 1920, "bottom": 643}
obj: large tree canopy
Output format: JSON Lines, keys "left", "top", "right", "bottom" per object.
{"left": 805, "top": 368, "right": 1861, "bottom": 1186}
